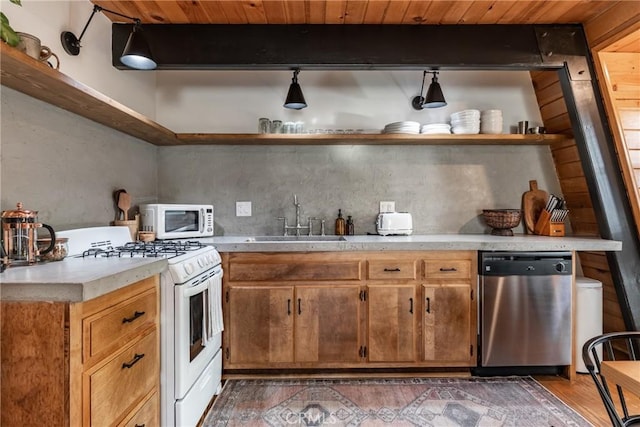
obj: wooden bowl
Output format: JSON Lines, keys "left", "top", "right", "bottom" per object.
{"left": 137, "top": 231, "right": 156, "bottom": 242}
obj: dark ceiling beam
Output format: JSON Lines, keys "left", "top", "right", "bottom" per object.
{"left": 111, "top": 24, "right": 562, "bottom": 70}
{"left": 111, "top": 23, "right": 640, "bottom": 330}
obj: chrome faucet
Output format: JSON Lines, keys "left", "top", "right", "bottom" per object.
{"left": 276, "top": 195, "right": 325, "bottom": 236}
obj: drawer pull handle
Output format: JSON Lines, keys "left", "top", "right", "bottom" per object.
{"left": 135, "top": 424, "right": 146, "bottom": 427}
{"left": 287, "top": 299, "right": 291, "bottom": 316}
{"left": 439, "top": 267, "right": 457, "bottom": 272}
{"left": 122, "top": 311, "right": 146, "bottom": 324}
{"left": 122, "top": 353, "right": 145, "bottom": 369}
{"left": 409, "top": 297, "right": 414, "bottom": 314}
{"left": 426, "top": 297, "right": 431, "bottom": 314}
{"left": 383, "top": 268, "right": 401, "bottom": 272}
{"left": 298, "top": 298, "right": 302, "bottom": 315}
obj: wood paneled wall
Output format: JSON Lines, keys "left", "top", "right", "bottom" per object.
{"left": 596, "top": 51, "right": 640, "bottom": 237}
{"left": 530, "top": 71, "right": 626, "bottom": 333}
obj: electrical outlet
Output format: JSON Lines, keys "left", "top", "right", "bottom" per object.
{"left": 379, "top": 201, "right": 395, "bottom": 213}
{"left": 236, "top": 201, "right": 252, "bottom": 217}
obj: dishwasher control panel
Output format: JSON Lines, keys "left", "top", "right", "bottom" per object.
{"left": 480, "top": 251, "right": 572, "bottom": 276}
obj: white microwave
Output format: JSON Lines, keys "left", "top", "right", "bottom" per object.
{"left": 139, "top": 204, "right": 214, "bottom": 239}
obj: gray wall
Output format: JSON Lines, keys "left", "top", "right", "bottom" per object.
{"left": 158, "top": 144, "right": 563, "bottom": 236}
{"left": 1, "top": 87, "right": 158, "bottom": 231}
{"left": 1, "top": 88, "right": 563, "bottom": 237}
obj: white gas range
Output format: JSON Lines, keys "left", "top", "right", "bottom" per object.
{"left": 58, "top": 226, "right": 223, "bottom": 427}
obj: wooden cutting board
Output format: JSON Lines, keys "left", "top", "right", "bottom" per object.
{"left": 522, "top": 180, "right": 548, "bottom": 234}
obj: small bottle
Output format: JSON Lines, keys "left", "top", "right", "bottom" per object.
{"left": 346, "top": 215, "right": 354, "bottom": 235}
{"left": 335, "top": 209, "right": 346, "bottom": 236}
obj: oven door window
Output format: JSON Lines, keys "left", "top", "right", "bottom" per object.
{"left": 189, "top": 291, "right": 206, "bottom": 361}
{"left": 165, "top": 209, "right": 199, "bottom": 233}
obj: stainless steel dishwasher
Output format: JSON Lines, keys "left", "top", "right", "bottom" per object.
{"left": 479, "top": 251, "right": 573, "bottom": 367}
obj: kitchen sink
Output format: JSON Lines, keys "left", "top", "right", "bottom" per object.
{"left": 246, "top": 235, "right": 347, "bottom": 242}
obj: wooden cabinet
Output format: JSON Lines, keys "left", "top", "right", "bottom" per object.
{"left": 1, "top": 275, "right": 160, "bottom": 427}
{"left": 223, "top": 251, "right": 477, "bottom": 372}
{"left": 228, "top": 286, "right": 294, "bottom": 364}
{"left": 295, "top": 285, "right": 362, "bottom": 363}
{"left": 422, "top": 252, "right": 476, "bottom": 366}
{"left": 367, "top": 284, "right": 417, "bottom": 362}
{"left": 224, "top": 252, "right": 363, "bottom": 369}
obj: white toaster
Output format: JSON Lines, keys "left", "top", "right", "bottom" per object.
{"left": 376, "top": 212, "right": 413, "bottom": 236}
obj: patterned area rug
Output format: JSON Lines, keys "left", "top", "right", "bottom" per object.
{"left": 202, "top": 377, "right": 592, "bottom": 426}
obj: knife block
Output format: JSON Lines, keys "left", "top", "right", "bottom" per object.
{"left": 533, "top": 210, "right": 565, "bottom": 237}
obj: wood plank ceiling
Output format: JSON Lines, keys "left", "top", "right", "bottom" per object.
{"left": 91, "top": 1, "right": 622, "bottom": 26}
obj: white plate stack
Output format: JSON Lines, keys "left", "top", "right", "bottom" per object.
{"left": 383, "top": 121, "right": 421, "bottom": 134}
{"left": 420, "top": 123, "right": 452, "bottom": 134}
{"left": 450, "top": 110, "right": 480, "bottom": 134}
{"left": 480, "top": 110, "right": 503, "bottom": 134}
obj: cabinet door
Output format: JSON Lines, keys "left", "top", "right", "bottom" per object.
{"left": 367, "top": 285, "right": 417, "bottom": 362}
{"left": 295, "top": 285, "right": 361, "bottom": 363}
{"left": 228, "top": 286, "right": 294, "bottom": 364}
{"left": 423, "top": 284, "right": 474, "bottom": 365}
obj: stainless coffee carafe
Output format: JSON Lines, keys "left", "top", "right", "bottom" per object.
{"left": 1, "top": 202, "right": 55, "bottom": 266}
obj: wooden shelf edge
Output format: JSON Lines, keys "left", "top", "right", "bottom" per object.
{"left": 0, "top": 43, "right": 567, "bottom": 147}
{"left": 175, "top": 133, "right": 566, "bottom": 145}
{"left": 0, "top": 43, "right": 178, "bottom": 146}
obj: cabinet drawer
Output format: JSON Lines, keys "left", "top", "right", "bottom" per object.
{"left": 424, "top": 260, "right": 471, "bottom": 279}
{"left": 118, "top": 391, "right": 158, "bottom": 427}
{"left": 229, "top": 261, "right": 361, "bottom": 281}
{"left": 367, "top": 260, "right": 416, "bottom": 280}
{"left": 90, "top": 330, "right": 158, "bottom": 427}
{"left": 84, "top": 289, "right": 157, "bottom": 362}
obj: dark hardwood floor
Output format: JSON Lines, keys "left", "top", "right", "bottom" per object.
{"left": 537, "top": 373, "right": 640, "bottom": 426}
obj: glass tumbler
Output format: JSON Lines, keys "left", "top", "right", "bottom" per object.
{"left": 258, "top": 118, "right": 271, "bottom": 134}
{"left": 271, "top": 120, "right": 283, "bottom": 134}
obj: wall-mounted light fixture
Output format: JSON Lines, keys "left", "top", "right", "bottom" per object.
{"left": 411, "top": 71, "right": 447, "bottom": 110}
{"left": 284, "top": 69, "right": 307, "bottom": 109}
{"left": 60, "top": 5, "right": 156, "bottom": 70}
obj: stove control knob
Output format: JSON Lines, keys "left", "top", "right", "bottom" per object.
{"left": 184, "top": 263, "right": 194, "bottom": 275}
{"left": 207, "top": 254, "right": 214, "bottom": 264}
{"left": 197, "top": 257, "right": 205, "bottom": 267}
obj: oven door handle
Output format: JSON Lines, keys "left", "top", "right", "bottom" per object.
{"left": 202, "top": 285, "right": 211, "bottom": 347}
{"left": 183, "top": 279, "right": 210, "bottom": 298}
{"left": 200, "top": 208, "right": 206, "bottom": 234}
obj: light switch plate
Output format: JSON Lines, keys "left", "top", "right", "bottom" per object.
{"left": 379, "top": 201, "right": 395, "bottom": 213}
{"left": 236, "top": 201, "right": 252, "bottom": 217}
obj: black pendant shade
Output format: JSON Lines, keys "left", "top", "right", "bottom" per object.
{"left": 60, "top": 5, "right": 156, "bottom": 71}
{"left": 411, "top": 71, "right": 447, "bottom": 110}
{"left": 120, "top": 25, "right": 157, "bottom": 70}
{"left": 424, "top": 74, "right": 447, "bottom": 108}
{"left": 284, "top": 69, "right": 307, "bottom": 109}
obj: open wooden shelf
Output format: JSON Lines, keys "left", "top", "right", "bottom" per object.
{"left": 1, "top": 43, "right": 566, "bottom": 147}
{"left": 176, "top": 132, "right": 565, "bottom": 145}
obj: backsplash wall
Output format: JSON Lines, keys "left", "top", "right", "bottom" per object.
{"left": 158, "top": 144, "right": 562, "bottom": 235}
{"left": 0, "top": 88, "right": 158, "bottom": 231}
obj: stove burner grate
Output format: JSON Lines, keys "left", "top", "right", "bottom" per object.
{"left": 81, "top": 240, "right": 206, "bottom": 259}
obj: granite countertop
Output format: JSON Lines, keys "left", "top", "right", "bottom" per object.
{"left": 0, "top": 257, "right": 167, "bottom": 302}
{"left": 200, "top": 234, "right": 622, "bottom": 253}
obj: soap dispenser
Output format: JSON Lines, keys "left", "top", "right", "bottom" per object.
{"left": 346, "top": 215, "right": 354, "bottom": 235}
{"left": 335, "top": 209, "right": 346, "bottom": 236}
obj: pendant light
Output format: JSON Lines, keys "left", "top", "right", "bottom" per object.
{"left": 284, "top": 69, "right": 307, "bottom": 110}
{"left": 60, "top": 5, "right": 156, "bottom": 70}
{"left": 411, "top": 71, "right": 447, "bottom": 110}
